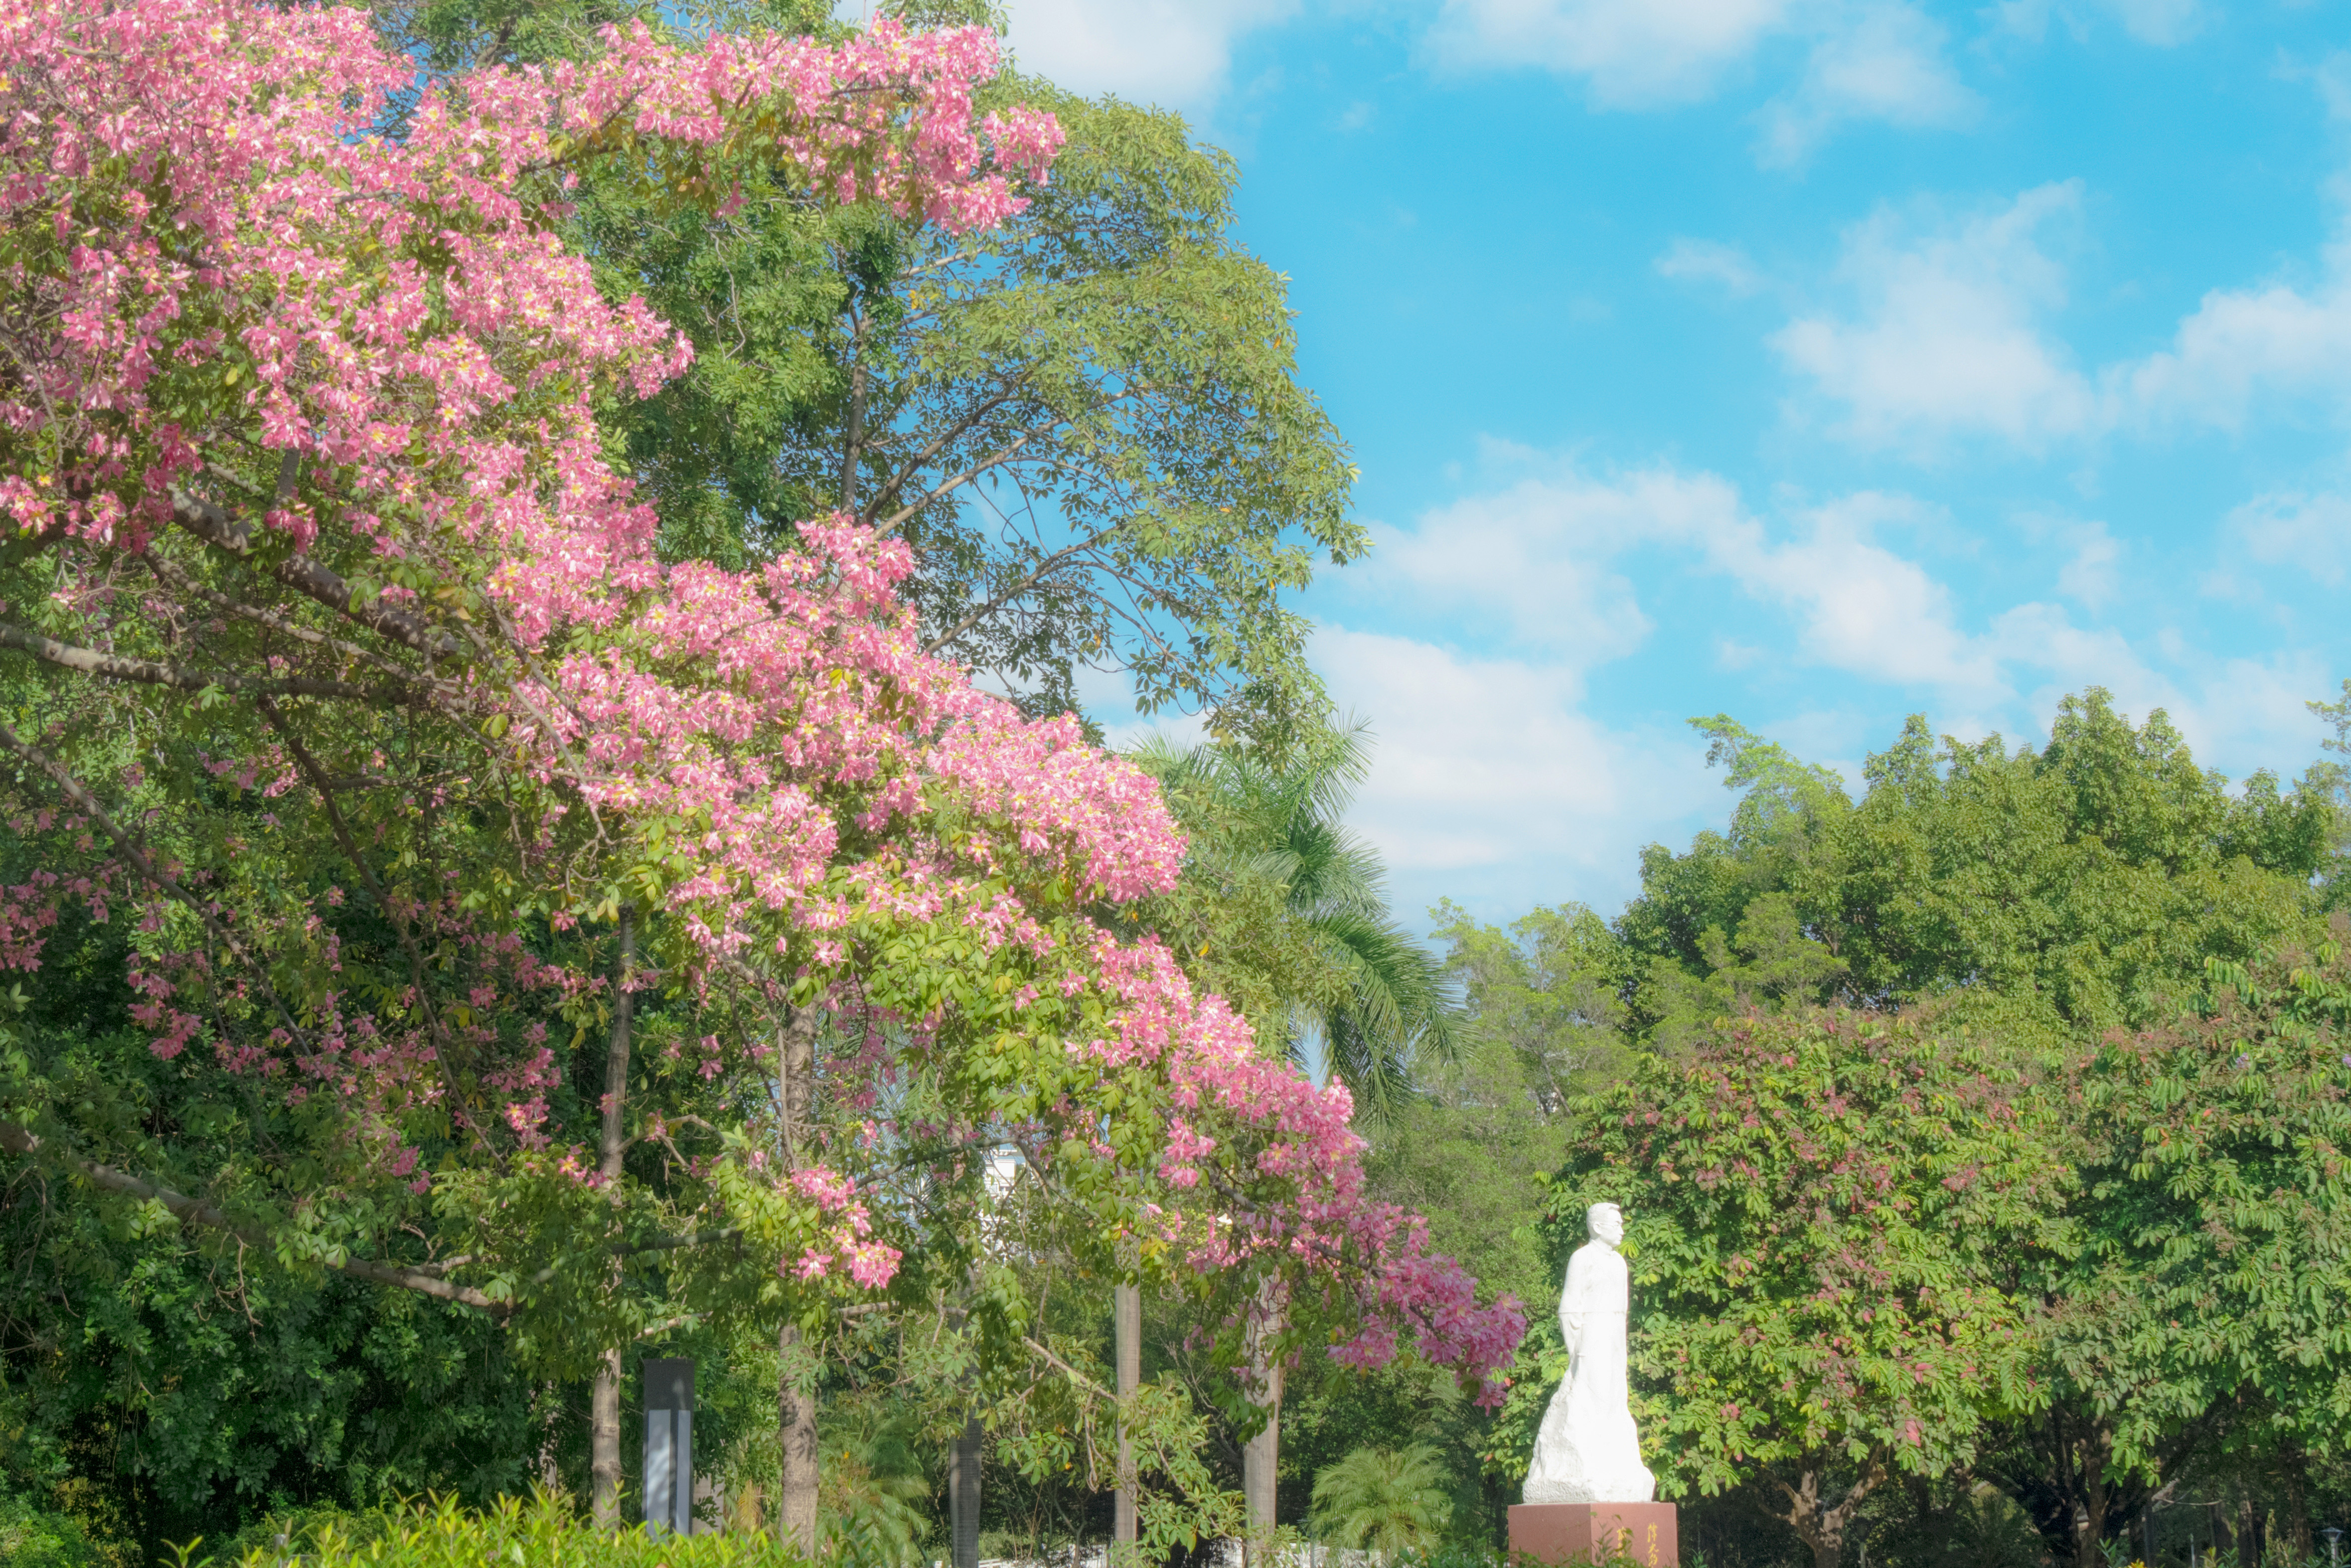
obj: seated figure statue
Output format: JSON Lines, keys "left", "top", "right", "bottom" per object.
{"left": 1522, "top": 1201, "right": 1656, "bottom": 1505}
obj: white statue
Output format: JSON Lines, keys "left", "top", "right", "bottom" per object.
{"left": 1523, "top": 1201, "right": 1655, "bottom": 1505}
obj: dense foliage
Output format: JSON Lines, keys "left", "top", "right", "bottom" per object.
{"left": 0, "top": 0, "right": 1510, "bottom": 1560}
{"left": 1, "top": 0, "right": 2348, "bottom": 1561}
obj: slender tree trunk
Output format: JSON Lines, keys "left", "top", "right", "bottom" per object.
{"left": 592, "top": 1348, "right": 624, "bottom": 1528}
{"left": 1114, "top": 1280, "right": 1140, "bottom": 1547}
{"left": 778, "top": 1320, "right": 821, "bottom": 1552}
{"left": 775, "top": 1003, "right": 822, "bottom": 1551}
{"left": 1242, "top": 1284, "right": 1283, "bottom": 1558}
{"left": 840, "top": 313, "right": 866, "bottom": 512}
{"left": 2073, "top": 1435, "right": 2113, "bottom": 1568}
{"left": 952, "top": 1415, "right": 984, "bottom": 1568}
{"left": 537, "top": 1383, "right": 563, "bottom": 1496}
{"left": 591, "top": 909, "right": 637, "bottom": 1529}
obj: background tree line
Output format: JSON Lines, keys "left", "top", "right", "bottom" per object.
{"left": 1329, "top": 686, "right": 2351, "bottom": 1568}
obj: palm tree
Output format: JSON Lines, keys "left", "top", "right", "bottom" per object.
{"left": 1133, "top": 721, "right": 1460, "bottom": 1545}
{"left": 1309, "top": 1443, "right": 1453, "bottom": 1560}
{"left": 1135, "top": 720, "right": 1456, "bottom": 1118}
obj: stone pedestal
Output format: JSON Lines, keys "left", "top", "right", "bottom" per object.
{"left": 1508, "top": 1502, "right": 1678, "bottom": 1568}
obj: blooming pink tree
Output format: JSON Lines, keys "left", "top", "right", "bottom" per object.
{"left": 0, "top": 0, "right": 1521, "bottom": 1537}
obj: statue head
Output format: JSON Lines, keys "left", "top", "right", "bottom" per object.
{"left": 1586, "top": 1202, "right": 1624, "bottom": 1247}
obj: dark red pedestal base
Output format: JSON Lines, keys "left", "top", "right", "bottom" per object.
{"left": 1508, "top": 1502, "right": 1679, "bottom": 1568}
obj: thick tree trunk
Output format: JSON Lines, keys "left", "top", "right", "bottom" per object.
{"left": 590, "top": 910, "right": 637, "bottom": 1529}
{"left": 2073, "top": 1458, "right": 2110, "bottom": 1568}
{"left": 952, "top": 1415, "right": 984, "bottom": 1568}
{"left": 1114, "top": 1280, "right": 1140, "bottom": 1546}
{"left": 778, "top": 1320, "right": 821, "bottom": 1552}
{"left": 2282, "top": 1443, "right": 2314, "bottom": 1564}
{"left": 1777, "top": 1460, "right": 1885, "bottom": 1568}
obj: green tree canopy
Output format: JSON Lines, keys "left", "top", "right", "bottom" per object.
{"left": 1622, "top": 690, "right": 2334, "bottom": 1043}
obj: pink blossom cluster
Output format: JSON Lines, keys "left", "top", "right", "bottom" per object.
{"left": 0, "top": 0, "right": 1049, "bottom": 553}
{"left": 0, "top": 0, "right": 1521, "bottom": 1394}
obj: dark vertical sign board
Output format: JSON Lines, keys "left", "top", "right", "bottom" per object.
{"left": 643, "top": 1358, "right": 695, "bottom": 1536}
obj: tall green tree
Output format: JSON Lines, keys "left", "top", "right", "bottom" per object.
{"left": 374, "top": 0, "right": 1361, "bottom": 729}
{"left": 1980, "top": 935, "right": 2351, "bottom": 1568}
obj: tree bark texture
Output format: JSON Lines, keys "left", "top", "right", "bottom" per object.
{"left": 1114, "top": 1280, "right": 1140, "bottom": 1545}
{"left": 2282, "top": 1442, "right": 2314, "bottom": 1563}
{"left": 1777, "top": 1460, "right": 1885, "bottom": 1568}
{"left": 590, "top": 910, "right": 636, "bottom": 1530}
{"left": 778, "top": 1321, "right": 821, "bottom": 1553}
{"left": 775, "top": 1003, "right": 823, "bottom": 1548}
{"left": 952, "top": 1414, "right": 984, "bottom": 1568}
{"left": 1242, "top": 1287, "right": 1283, "bottom": 1548}
{"left": 591, "top": 1346, "right": 624, "bottom": 1529}
{"left": 537, "top": 1383, "right": 563, "bottom": 1496}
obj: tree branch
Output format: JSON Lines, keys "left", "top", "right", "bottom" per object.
{"left": 0, "top": 1121, "right": 503, "bottom": 1312}
{"left": 873, "top": 428, "right": 1046, "bottom": 538}
{"left": 254, "top": 697, "right": 492, "bottom": 1156}
{"left": 168, "top": 488, "right": 462, "bottom": 660}
{"left": 0, "top": 618, "right": 394, "bottom": 703}
{"left": 140, "top": 551, "right": 444, "bottom": 692}
{"left": 859, "top": 379, "right": 1026, "bottom": 528}
{"left": 920, "top": 525, "right": 1117, "bottom": 658}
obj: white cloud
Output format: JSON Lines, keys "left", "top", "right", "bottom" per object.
{"left": 1656, "top": 238, "right": 1766, "bottom": 295}
{"left": 1763, "top": 60, "right": 2351, "bottom": 449}
{"left": 2230, "top": 490, "right": 2351, "bottom": 585}
{"left": 1770, "top": 182, "right": 2100, "bottom": 447}
{"left": 1708, "top": 492, "right": 2007, "bottom": 696}
{"left": 1003, "top": 0, "right": 1297, "bottom": 107}
{"left": 2101, "top": 0, "right": 2202, "bottom": 45}
{"left": 1341, "top": 458, "right": 2006, "bottom": 698}
{"left": 1752, "top": 2, "right": 1977, "bottom": 166}
{"left": 1349, "top": 465, "right": 1743, "bottom": 667}
{"left": 1992, "top": 605, "right": 2334, "bottom": 770}
{"left": 1980, "top": 0, "right": 2202, "bottom": 45}
{"left": 1311, "top": 453, "right": 2335, "bottom": 919}
{"left": 2113, "top": 269, "right": 2351, "bottom": 432}
{"left": 1310, "top": 627, "right": 1719, "bottom": 916}
{"left": 1425, "top": 0, "right": 1794, "bottom": 106}
{"left": 2055, "top": 520, "right": 2122, "bottom": 609}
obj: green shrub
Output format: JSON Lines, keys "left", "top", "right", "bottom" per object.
{"left": 182, "top": 1493, "right": 816, "bottom": 1568}
{"left": 0, "top": 1486, "right": 111, "bottom": 1568}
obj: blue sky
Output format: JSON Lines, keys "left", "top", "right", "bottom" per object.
{"left": 1009, "top": 0, "right": 2351, "bottom": 929}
